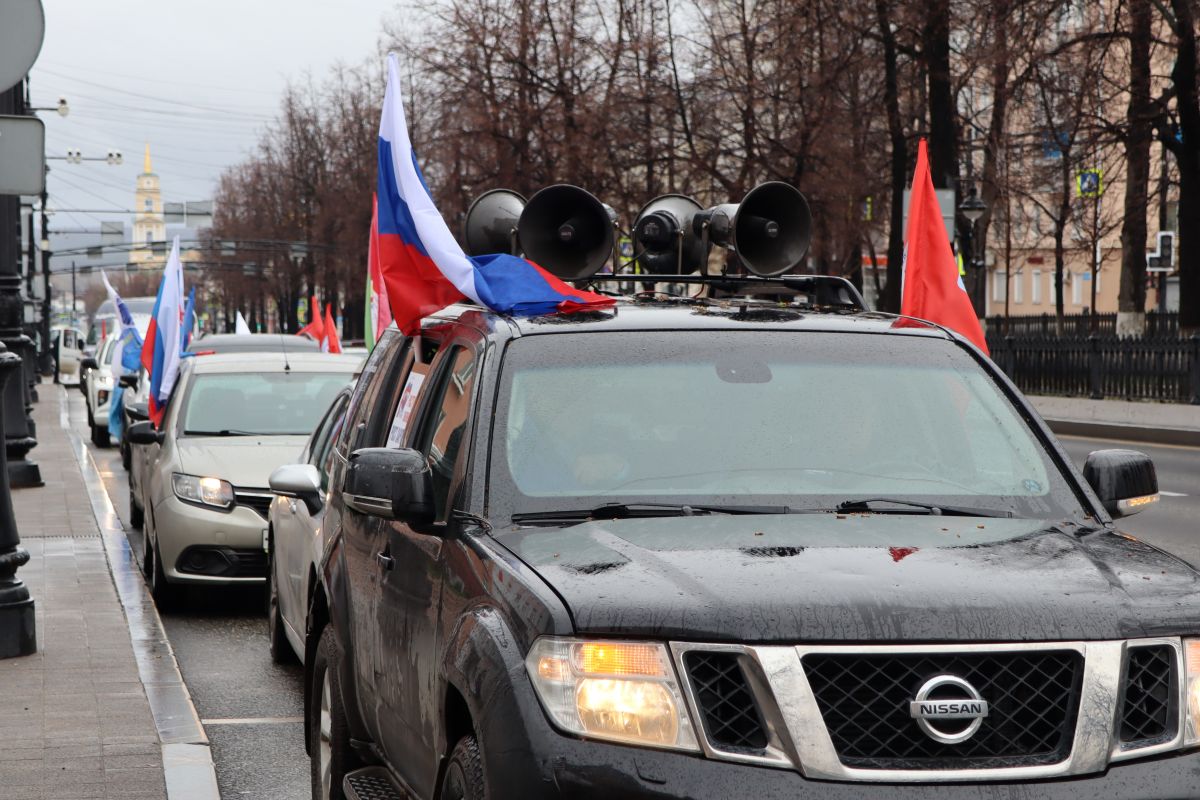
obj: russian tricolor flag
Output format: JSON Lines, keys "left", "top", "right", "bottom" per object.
{"left": 376, "top": 53, "right": 612, "bottom": 333}
{"left": 140, "top": 236, "right": 185, "bottom": 427}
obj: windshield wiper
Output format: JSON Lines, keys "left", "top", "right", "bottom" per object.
{"left": 184, "top": 429, "right": 259, "bottom": 437}
{"left": 834, "top": 498, "right": 1011, "bottom": 518}
{"left": 512, "top": 502, "right": 796, "bottom": 524}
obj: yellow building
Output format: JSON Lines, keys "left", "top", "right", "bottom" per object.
{"left": 130, "top": 144, "right": 166, "bottom": 266}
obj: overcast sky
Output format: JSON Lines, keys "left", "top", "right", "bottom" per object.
{"left": 29, "top": 0, "right": 396, "bottom": 233}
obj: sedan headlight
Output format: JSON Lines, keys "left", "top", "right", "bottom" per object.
{"left": 526, "top": 637, "right": 699, "bottom": 751}
{"left": 172, "top": 473, "right": 234, "bottom": 510}
{"left": 1187, "top": 639, "right": 1200, "bottom": 746}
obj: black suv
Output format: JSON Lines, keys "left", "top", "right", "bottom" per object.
{"left": 302, "top": 286, "right": 1199, "bottom": 800}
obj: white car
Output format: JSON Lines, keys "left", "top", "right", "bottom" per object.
{"left": 266, "top": 384, "right": 353, "bottom": 664}
{"left": 52, "top": 326, "right": 85, "bottom": 385}
{"left": 126, "top": 351, "right": 360, "bottom": 607}
{"left": 81, "top": 334, "right": 118, "bottom": 446}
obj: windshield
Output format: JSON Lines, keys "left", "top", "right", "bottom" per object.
{"left": 491, "top": 331, "right": 1084, "bottom": 521}
{"left": 182, "top": 371, "right": 351, "bottom": 436}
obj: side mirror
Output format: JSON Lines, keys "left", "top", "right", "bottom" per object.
{"left": 1082, "top": 449, "right": 1159, "bottom": 518}
{"left": 126, "top": 421, "right": 164, "bottom": 446}
{"left": 80, "top": 356, "right": 99, "bottom": 371}
{"left": 119, "top": 373, "right": 139, "bottom": 389}
{"left": 269, "top": 464, "right": 323, "bottom": 515}
{"left": 126, "top": 401, "right": 149, "bottom": 422}
{"left": 342, "top": 447, "right": 434, "bottom": 524}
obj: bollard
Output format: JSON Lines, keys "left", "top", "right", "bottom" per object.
{"left": 0, "top": 347, "right": 35, "bottom": 658}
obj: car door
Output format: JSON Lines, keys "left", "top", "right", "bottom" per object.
{"left": 374, "top": 336, "right": 480, "bottom": 797}
{"left": 59, "top": 329, "right": 81, "bottom": 378}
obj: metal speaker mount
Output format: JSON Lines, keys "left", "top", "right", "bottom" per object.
{"left": 632, "top": 194, "right": 706, "bottom": 275}
{"left": 693, "top": 181, "right": 812, "bottom": 277}
{"left": 463, "top": 189, "right": 526, "bottom": 256}
{"left": 517, "top": 184, "right": 615, "bottom": 280}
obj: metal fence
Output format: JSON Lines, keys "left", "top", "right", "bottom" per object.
{"left": 984, "top": 312, "right": 1180, "bottom": 337}
{"left": 986, "top": 332, "right": 1200, "bottom": 404}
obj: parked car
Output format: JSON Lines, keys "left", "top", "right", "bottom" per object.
{"left": 81, "top": 334, "right": 118, "bottom": 446}
{"left": 125, "top": 351, "right": 359, "bottom": 607}
{"left": 266, "top": 385, "right": 353, "bottom": 664}
{"left": 302, "top": 291, "right": 1197, "bottom": 800}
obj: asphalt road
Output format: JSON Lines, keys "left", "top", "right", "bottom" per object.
{"left": 70, "top": 393, "right": 310, "bottom": 800}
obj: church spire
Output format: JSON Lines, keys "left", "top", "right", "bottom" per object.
{"left": 143, "top": 143, "right": 152, "bottom": 174}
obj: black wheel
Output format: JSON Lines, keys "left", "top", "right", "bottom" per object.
{"left": 85, "top": 400, "right": 94, "bottom": 428}
{"left": 121, "top": 437, "right": 131, "bottom": 471}
{"left": 129, "top": 486, "right": 144, "bottom": 529}
{"left": 149, "top": 531, "right": 180, "bottom": 611}
{"left": 91, "top": 424, "right": 110, "bottom": 448}
{"left": 310, "top": 626, "right": 357, "bottom": 800}
{"left": 268, "top": 549, "right": 296, "bottom": 665}
{"left": 441, "top": 735, "right": 486, "bottom": 800}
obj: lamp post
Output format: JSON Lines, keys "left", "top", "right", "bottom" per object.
{"left": 959, "top": 187, "right": 987, "bottom": 316}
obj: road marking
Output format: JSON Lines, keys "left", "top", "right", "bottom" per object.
{"left": 1160, "top": 491, "right": 1188, "bottom": 497}
{"left": 201, "top": 717, "right": 305, "bottom": 726}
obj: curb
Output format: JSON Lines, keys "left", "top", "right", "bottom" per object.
{"left": 61, "top": 394, "right": 221, "bottom": 800}
{"left": 1043, "top": 418, "right": 1200, "bottom": 448}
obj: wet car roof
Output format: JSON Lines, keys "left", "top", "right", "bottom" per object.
{"left": 427, "top": 298, "right": 951, "bottom": 340}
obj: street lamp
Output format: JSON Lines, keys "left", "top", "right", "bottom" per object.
{"left": 28, "top": 97, "right": 69, "bottom": 117}
{"left": 51, "top": 150, "right": 123, "bottom": 165}
{"left": 960, "top": 189, "right": 986, "bottom": 225}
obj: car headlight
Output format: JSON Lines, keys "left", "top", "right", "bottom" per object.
{"left": 1187, "top": 639, "right": 1200, "bottom": 746}
{"left": 526, "top": 637, "right": 699, "bottom": 751}
{"left": 172, "top": 473, "right": 234, "bottom": 510}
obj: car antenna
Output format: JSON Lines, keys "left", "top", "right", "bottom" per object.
{"left": 281, "top": 332, "right": 292, "bottom": 372}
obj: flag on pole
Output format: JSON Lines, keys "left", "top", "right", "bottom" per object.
{"left": 297, "top": 295, "right": 324, "bottom": 341}
{"left": 323, "top": 304, "right": 342, "bottom": 354}
{"left": 376, "top": 53, "right": 612, "bottom": 334}
{"left": 140, "top": 236, "right": 185, "bottom": 427}
{"left": 235, "top": 311, "right": 251, "bottom": 335}
{"left": 101, "top": 271, "right": 143, "bottom": 383}
{"left": 365, "top": 194, "right": 392, "bottom": 351}
{"left": 900, "top": 140, "right": 989, "bottom": 354}
{"left": 181, "top": 287, "right": 196, "bottom": 349}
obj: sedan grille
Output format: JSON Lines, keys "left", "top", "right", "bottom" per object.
{"left": 1118, "top": 645, "right": 1176, "bottom": 747}
{"left": 683, "top": 651, "right": 769, "bottom": 752}
{"left": 802, "top": 650, "right": 1082, "bottom": 770}
{"left": 233, "top": 490, "right": 274, "bottom": 520}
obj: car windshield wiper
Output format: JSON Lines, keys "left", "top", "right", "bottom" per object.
{"left": 184, "top": 429, "right": 259, "bottom": 437}
{"left": 834, "top": 498, "right": 1012, "bottom": 518}
{"left": 511, "top": 502, "right": 796, "bottom": 524}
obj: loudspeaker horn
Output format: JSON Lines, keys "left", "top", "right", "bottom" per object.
{"left": 517, "top": 184, "right": 615, "bottom": 280}
{"left": 632, "top": 194, "right": 706, "bottom": 274}
{"left": 693, "top": 182, "right": 812, "bottom": 277}
{"left": 463, "top": 189, "right": 527, "bottom": 256}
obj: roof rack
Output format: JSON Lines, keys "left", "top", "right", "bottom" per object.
{"left": 582, "top": 273, "right": 868, "bottom": 311}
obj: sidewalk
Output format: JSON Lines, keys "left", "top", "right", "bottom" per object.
{"left": 0, "top": 386, "right": 181, "bottom": 799}
{"left": 1029, "top": 395, "right": 1200, "bottom": 446}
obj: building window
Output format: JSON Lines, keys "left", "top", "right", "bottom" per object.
{"left": 992, "top": 270, "right": 1007, "bottom": 302}
{"left": 1071, "top": 273, "right": 1082, "bottom": 305}
{"left": 144, "top": 198, "right": 152, "bottom": 211}
{"left": 1013, "top": 271, "right": 1023, "bottom": 304}
{"left": 145, "top": 231, "right": 152, "bottom": 246}
{"left": 1032, "top": 269, "right": 1042, "bottom": 304}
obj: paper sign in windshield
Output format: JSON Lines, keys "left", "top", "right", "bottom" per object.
{"left": 386, "top": 370, "right": 425, "bottom": 448}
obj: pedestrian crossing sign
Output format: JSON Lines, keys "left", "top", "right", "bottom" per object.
{"left": 1077, "top": 170, "right": 1103, "bottom": 198}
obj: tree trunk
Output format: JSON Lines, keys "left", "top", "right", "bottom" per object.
{"left": 976, "top": 0, "right": 1010, "bottom": 318}
{"left": 923, "top": 0, "right": 957, "bottom": 191}
{"left": 1170, "top": 0, "right": 1200, "bottom": 332}
{"left": 1119, "top": 0, "right": 1152, "bottom": 336}
{"left": 875, "top": 0, "right": 906, "bottom": 313}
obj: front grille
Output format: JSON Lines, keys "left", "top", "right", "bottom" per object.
{"left": 177, "top": 546, "right": 268, "bottom": 578}
{"left": 683, "top": 651, "right": 769, "bottom": 752}
{"left": 1119, "top": 645, "right": 1176, "bottom": 747}
{"left": 803, "top": 650, "right": 1082, "bottom": 770}
{"left": 234, "top": 490, "right": 274, "bottom": 519}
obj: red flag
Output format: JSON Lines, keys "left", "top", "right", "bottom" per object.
{"left": 900, "top": 140, "right": 989, "bottom": 354}
{"left": 297, "top": 295, "right": 324, "bottom": 342}
{"left": 323, "top": 304, "right": 342, "bottom": 354}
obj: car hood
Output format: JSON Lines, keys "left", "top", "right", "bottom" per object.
{"left": 176, "top": 436, "right": 309, "bottom": 490}
{"left": 502, "top": 514, "right": 1200, "bottom": 642}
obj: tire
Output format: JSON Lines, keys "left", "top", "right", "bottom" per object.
{"left": 86, "top": 399, "right": 94, "bottom": 428}
{"left": 310, "top": 626, "right": 357, "bottom": 800}
{"left": 440, "top": 735, "right": 486, "bottom": 800}
{"left": 149, "top": 531, "right": 180, "bottom": 611}
{"left": 129, "top": 486, "right": 144, "bottom": 529}
{"left": 121, "top": 438, "right": 131, "bottom": 471}
{"left": 268, "top": 549, "right": 296, "bottom": 665}
{"left": 91, "top": 424, "right": 110, "bottom": 448}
